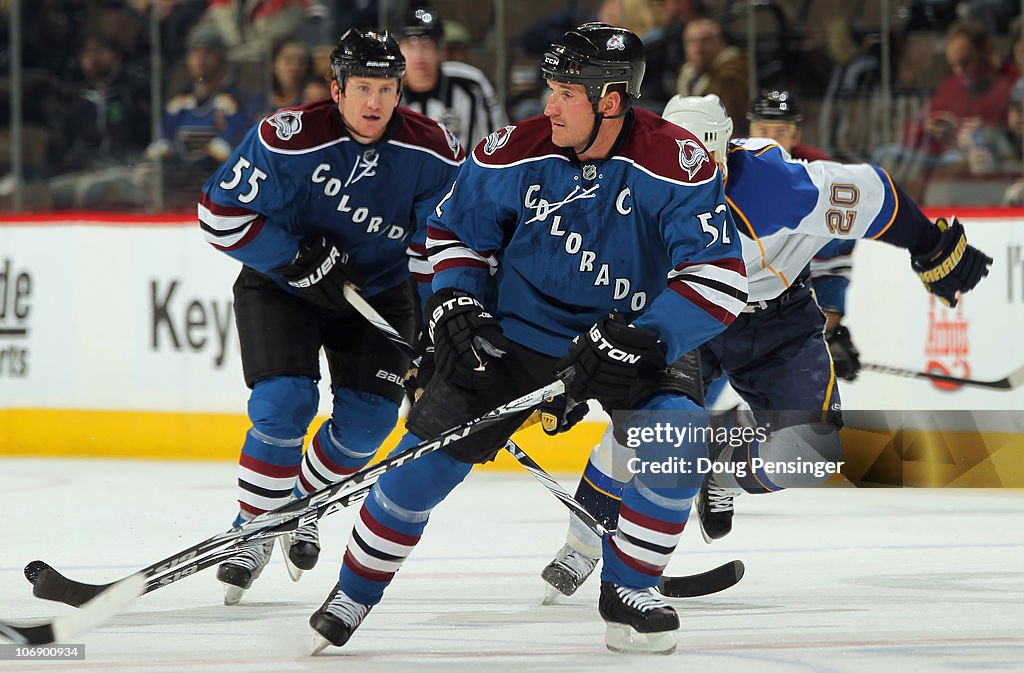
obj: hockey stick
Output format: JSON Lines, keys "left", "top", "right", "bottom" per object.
{"left": 344, "top": 285, "right": 744, "bottom": 598}
{"left": 862, "top": 362, "right": 1024, "bottom": 390}
{"left": 504, "top": 439, "right": 744, "bottom": 599}
{"left": 1, "top": 575, "right": 144, "bottom": 645}
{"left": 26, "top": 377, "right": 566, "bottom": 607}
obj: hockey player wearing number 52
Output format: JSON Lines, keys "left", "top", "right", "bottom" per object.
{"left": 305, "top": 23, "right": 748, "bottom": 655}
{"left": 197, "top": 29, "right": 464, "bottom": 605}
{"left": 540, "top": 94, "right": 994, "bottom": 602}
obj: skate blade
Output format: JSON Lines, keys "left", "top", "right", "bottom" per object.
{"left": 541, "top": 582, "right": 563, "bottom": 606}
{"left": 604, "top": 623, "right": 677, "bottom": 655}
{"left": 311, "top": 634, "right": 332, "bottom": 656}
{"left": 279, "top": 536, "right": 304, "bottom": 583}
{"left": 222, "top": 584, "right": 245, "bottom": 606}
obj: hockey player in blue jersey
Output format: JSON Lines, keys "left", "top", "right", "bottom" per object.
{"left": 540, "top": 93, "right": 993, "bottom": 601}
{"left": 198, "top": 28, "right": 464, "bottom": 605}
{"left": 307, "top": 23, "right": 748, "bottom": 655}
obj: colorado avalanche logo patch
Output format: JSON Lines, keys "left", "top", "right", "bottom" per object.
{"left": 267, "top": 110, "right": 303, "bottom": 141}
{"left": 439, "top": 122, "right": 460, "bottom": 158}
{"left": 676, "top": 138, "right": 709, "bottom": 179}
{"left": 606, "top": 34, "right": 626, "bottom": 51}
{"left": 483, "top": 125, "right": 517, "bottom": 155}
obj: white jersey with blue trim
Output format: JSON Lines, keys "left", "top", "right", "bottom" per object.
{"left": 726, "top": 138, "right": 898, "bottom": 302}
{"left": 427, "top": 109, "right": 748, "bottom": 362}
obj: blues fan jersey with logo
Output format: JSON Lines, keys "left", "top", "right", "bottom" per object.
{"left": 427, "top": 109, "right": 748, "bottom": 362}
{"left": 199, "top": 99, "right": 464, "bottom": 296}
{"left": 726, "top": 137, "right": 900, "bottom": 302}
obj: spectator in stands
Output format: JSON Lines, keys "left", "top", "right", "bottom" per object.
{"left": 747, "top": 89, "right": 830, "bottom": 161}
{"left": 302, "top": 74, "right": 331, "bottom": 103}
{"left": 676, "top": 17, "right": 749, "bottom": 133}
{"left": 143, "top": 24, "right": 253, "bottom": 206}
{"left": 48, "top": 31, "right": 152, "bottom": 209}
{"left": 255, "top": 38, "right": 313, "bottom": 116}
{"left": 903, "top": 20, "right": 1017, "bottom": 164}
{"left": 395, "top": 6, "right": 507, "bottom": 150}
{"left": 643, "top": 0, "right": 705, "bottom": 105}
{"left": 203, "top": 0, "right": 310, "bottom": 62}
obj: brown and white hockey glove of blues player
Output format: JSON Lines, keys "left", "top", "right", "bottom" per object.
{"left": 911, "top": 216, "right": 992, "bottom": 307}
{"left": 273, "top": 235, "right": 366, "bottom": 312}
{"left": 426, "top": 288, "right": 509, "bottom": 391}
{"left": 558, "top": 312, "right": 662, "bottom": 412}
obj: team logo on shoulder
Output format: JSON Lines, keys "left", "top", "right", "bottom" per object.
{"left": 267, "top": 110, "right": 303, "bottom": 141}
{"left": 438, "top": 122, "right": 460, "bottom": 158}
{"left": 676, "top": 138, "right": 709, "bottom": 179}
{"left": 483, "top": 125, "right": 517, "bottom": 155}
{"left": 606, "top": 34, "right": 626, "bottom": 51}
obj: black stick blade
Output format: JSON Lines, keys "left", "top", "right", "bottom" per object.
{"left": 26, "top": 561, "right": 111, "bottom": 608}
{"left": 657, "top": 559, "right": 745, "bottom": 598}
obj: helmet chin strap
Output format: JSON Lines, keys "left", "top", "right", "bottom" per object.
{"left": 578, "top": 98, "right": 628, "bottom": 155}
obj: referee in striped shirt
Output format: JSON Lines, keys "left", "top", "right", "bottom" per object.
{"left": 395, "top": 7, "right": 508, "bottom": 151}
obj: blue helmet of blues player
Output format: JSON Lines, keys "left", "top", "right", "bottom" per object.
{"left": 330, "top": 28, "right": 406, "bottom": 92}
{"left": 541, "top": 23, "right": 646, "bottom": 113}
{"left": 662, "top": 94, "right": 734, "bottom": 165}
{"left": 747, "top": 89, "right": 802, "bottom": 122}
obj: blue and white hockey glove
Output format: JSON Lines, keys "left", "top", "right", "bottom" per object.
{"left": 426, "top": 288, "right": 509, "bottom": 390}
{"left": 910, "top": 217, "right": 991, "bottom": 307}
{"left": 274, "top": 235, "right": 365, "bottom": 312}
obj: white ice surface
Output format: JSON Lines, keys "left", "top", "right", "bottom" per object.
{"left": 2, "top": 458, "right": 1023, "bottom": 672}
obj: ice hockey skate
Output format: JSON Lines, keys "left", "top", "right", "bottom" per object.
{"left": 216, "top": 540, "right": 274, "bottom": 605}
{"left": 697, "top": 472, "right": 742, "bottom": 543}
{"left": 541, "top": 543, "right": 599, "bottom": 604}
{"left": 599, "top": 581, "right": 679, "bottom": 654}
{"left": 309, "top": 584, "right": 372, "bottom": 654}
{"left": 280, "top": 520, "right": 320, "bottom": 581}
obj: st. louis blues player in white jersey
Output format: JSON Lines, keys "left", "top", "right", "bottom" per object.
{"left": 307, "top": 24, "right": 748, "bottom": 655}
{"left": 540, "top": 93, "right": 993, "bottom": 601}
{"left": 198, "top": 28, "right": 464, "bottom": 605}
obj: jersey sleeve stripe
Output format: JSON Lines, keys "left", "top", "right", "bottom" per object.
{"left": 667, "top": 260, "right": 748, "bottom": 324}
{"left": 867, "top": 166, "right": 900, "bottom": 240}
{"left": 202, "top": 213, "right": 265, "bottom": 251}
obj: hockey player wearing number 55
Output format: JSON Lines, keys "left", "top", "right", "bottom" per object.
{"left": 306, "top": 23, "right": 748, "bottom": 655}
{"left": 197, "top": 29, "right": 464, "bottom": 605}
{"left": 540, "top": 93, "right": 993, "bottom": 602}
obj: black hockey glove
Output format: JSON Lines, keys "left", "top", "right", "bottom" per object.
{"left": 539, "top": 394, "right": 591, "bottom": 436}
{"left": 910, "top": 217, "right": 991, "bottom": 307}
{"left": 825, "top": 324, "right": 861, "bottom": 381}
{"left": 558, "top": 312, "right": 662, "bottom": 411}
{"left": 273, "top": 235, "right": 366, "bottom": 312}
{"left": 403, "top": 330, "right": 434, "bottom": 404}
{"left": 426, "top": 288, "right": 509, "bottom": 390}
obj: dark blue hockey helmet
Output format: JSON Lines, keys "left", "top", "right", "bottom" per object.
{"left": 541, "top": 23, "right": 646, "bottom": 107}
{"left": 397, "top": 7, "right": 445, "bottom": 44}
{"left": 748, "top": 89, "right": 802, "bottom": 122}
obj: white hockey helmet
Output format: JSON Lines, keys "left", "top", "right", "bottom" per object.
{"left": 662, "top": 94, "right": 734, "bottom": 163}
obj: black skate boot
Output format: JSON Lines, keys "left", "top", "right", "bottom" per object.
{"left": 599, "top": 581, "right": 679, "bottom": 654}
{"left": 310, "top": 584, "right": 372, "bottom": 654}
{"left": 281, "top": 520, "right": 320, "bottom": 581}
{"left": 696, "top": 472, "right": 741, "bottom": 543}
{"left": 216, "top": 539, "right": 274, "bottom": 605}
{"left": 541, "top": 544, "right": 599, "bottom": 604}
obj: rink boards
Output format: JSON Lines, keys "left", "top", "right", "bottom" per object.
{"left": 1, "top": 210, "right": 1023, "bottom": 479}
